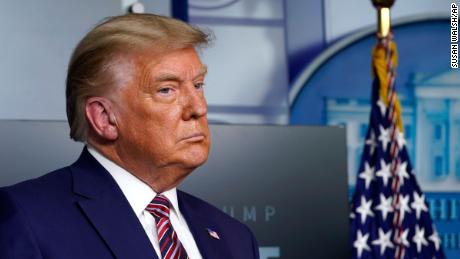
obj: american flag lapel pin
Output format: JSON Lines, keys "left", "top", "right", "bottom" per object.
{"left": 207, "top": 228, "right": 220, "bottom": 240}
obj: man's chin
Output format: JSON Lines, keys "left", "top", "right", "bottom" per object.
{"left": 176, "top": 144, "right": 209, "bottom": 167}
{"left": 178, "top": 151, "right": 209, "bottom": 170}
{"left": 182, "top": 156, "right": 208, "bottom": 170}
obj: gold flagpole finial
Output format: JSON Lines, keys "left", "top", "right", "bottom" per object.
{"left": 371, "top": 0, "right": 395, "bottom": 38}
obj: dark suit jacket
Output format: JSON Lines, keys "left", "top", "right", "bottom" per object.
{"left": 0, "top": 148, "right": 259, "bottom": 259}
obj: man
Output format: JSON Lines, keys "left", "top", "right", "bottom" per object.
{"left": 0, "top": 14, "right": 259, "bottom": 259}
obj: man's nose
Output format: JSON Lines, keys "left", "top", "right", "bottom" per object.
{"left": 182, "top": 84, "right": 207, "bottom": 120}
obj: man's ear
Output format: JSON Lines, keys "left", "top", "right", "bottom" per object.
{"left": 85, "top": 97, "right": 119, "bottom": 141}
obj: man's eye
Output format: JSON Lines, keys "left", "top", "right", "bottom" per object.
{"left": 195, "top": 83, "right": 205, "bottom": 90}
{"left": 158, "top": 87, "right": 172, "bottom": 94}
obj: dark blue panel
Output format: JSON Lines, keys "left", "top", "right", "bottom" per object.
{"left": 172, "top": 0, "right": 189, "bottom": 22}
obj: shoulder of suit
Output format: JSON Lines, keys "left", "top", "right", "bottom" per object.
{"left": 1, "top": 166, "right": 73, "bottom": 202}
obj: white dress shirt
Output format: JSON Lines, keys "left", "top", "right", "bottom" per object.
{"left": 87, "top": 146, "right": 203, "bottom": 259}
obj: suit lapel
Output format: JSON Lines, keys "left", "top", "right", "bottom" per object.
{"left": 71, "top": 148, "right": 158, "bottom": 259}
{"left": 178, "top": 191, "right": 232, "bottom": 259}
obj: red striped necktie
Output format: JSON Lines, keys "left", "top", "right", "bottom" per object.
{"left": 146, "top": 194, "right": 189, "bottom": 259}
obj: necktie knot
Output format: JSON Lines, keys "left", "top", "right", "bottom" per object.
{"left": 146, "top": 194, "right": 171, "bottom": 220}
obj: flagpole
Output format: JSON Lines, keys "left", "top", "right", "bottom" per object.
{"left": 371, "top": 1, "right": 408, "bottom": 258}
{"left": 371, "top": 0, "right": 395, "bottom": 38}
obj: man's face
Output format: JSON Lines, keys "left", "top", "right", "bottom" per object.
{"left": 112, "top": 47, "right": 210, "bottom": 179}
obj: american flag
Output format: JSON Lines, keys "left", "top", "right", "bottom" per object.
{"left": 349, "top": 34, "right": 445, "bottom": 259}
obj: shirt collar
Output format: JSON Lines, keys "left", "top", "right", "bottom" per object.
{"left": 86, "top": 145, "right": 180, "bottom": 217}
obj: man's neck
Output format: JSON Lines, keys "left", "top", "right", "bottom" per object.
{"left": 86, "top": 142, "right": 190, "bottom": 193}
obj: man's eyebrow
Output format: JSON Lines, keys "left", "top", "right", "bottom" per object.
{"left": 153, "top": 65, "right": 208, "bottom": 82}
{"left": 197, "top": 65, "right": 208, "bottom": 77}
{"left": 192, "top": 65, "right": 208, "bottom": 81}
{"left": 153, "top": 73, "right": 180, "bottom": 82}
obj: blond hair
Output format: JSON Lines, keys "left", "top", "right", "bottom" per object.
{"left": 66, "top": 14, "right": 211, "bottom": 142}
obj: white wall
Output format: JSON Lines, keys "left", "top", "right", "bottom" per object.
{"left": 0, "top": 0, "right": 123, "bottom": 120}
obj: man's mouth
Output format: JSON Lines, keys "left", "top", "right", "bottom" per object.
{"left": 180, "top": 133, "right": 205, "bottom": 142}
